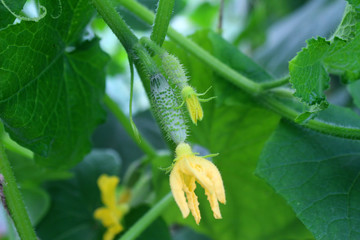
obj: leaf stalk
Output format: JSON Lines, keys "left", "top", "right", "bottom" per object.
{"left": 150, "top": 0, "right": 175, "bottom": 46}
{"left": 118, "top": 193, "right": 173, "bottom": 240}
{"left": 93, "top": 0, "right": 138, "bottom": 52}
{"left": 0, "top": 123, "right": 37, "bottom": 240}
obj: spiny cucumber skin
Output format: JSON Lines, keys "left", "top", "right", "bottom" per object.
{"left": 161, "top": 52, "right": 188, "bottom": 89}
{"left": 150, "top": 74, "right": 187, "bottom": 144}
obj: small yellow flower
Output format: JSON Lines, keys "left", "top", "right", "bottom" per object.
{"left": 181, "top": 86, "right": 204, "bottom": 125}
{"left": 94, "top": 174, "right": 129, "bottom": 240}
{"left": 169, "top": 143, "right": 226, "bottom": 224}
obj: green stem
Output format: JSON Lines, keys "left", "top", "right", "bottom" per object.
{"left": 140, "top": 37, "right": 166, "bottom": 56}
{"left": 0, "top": 124, "right": 37, "bottom": 240}
{"left": 119, "top": 193, "right": 173, "bottom": 240}
{"left": 104, "top": 95, "right": 157, "bottom": 157}
{"left": 269, "top": 88, "right": 294, "bottom": 98}
{"left": 261, "top": 75, "right": 290, "bottom": 89}
{"left": 167, "top": 29, "right": 261, "bottom": 94}
{"left": 115, "top": 0, "right": 360, "bottom": 140}
{"left": 118, "top": 0, "right": 154, "bottom": 24}
{"left": 93, "top": 0, "right": 138, "bottom": 52}
{"left": 150, "top": 0, "right": 175, "bottom": 46}
{"left": 259, "top": 95, "right": 360, "bottom": 139}
{"left": 134, "top": 44, "right": 159, "bottom": 76}
{"left": 2, "top": 135, "right": 33, "bottom": 159}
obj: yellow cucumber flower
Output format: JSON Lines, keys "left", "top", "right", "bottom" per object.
{"left": 169, "top": 143, "right": 226, "bottom": 224}
{"left": 181, "top": 86, "right": 203, "bottom": 125}
{"left": 94, "top": 174, "right": 130, "bottom": 240}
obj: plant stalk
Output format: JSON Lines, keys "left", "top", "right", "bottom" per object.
{"left": 261, "top": 75, "right": 290, "bottom": 90}
{"left": 259, "top": 95, "right": 360, "bottom": 139}
{"left": 93, "top": 0, "right": 138, "bottom": 52}
{"left": 0, "top": 123, "right": 37, "bottom": 240}
{"left": 150, "top": 0, "right": 175, "bottom": 46}
{"left": 2, "top": 135, "right": 33, "bottom": 160}
{"left": 119, "top": 193, "right": 173, "bottom": 240}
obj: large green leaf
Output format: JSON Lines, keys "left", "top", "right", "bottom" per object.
{"left": 154, "top": 30, "right": 313, "bottom": 240}
{"left": 189, "top": 2, "right": 218, "bottom": 28}
{"left": 36, "top": 149, "right": 122, "bottom": 240}
{"left": 335, "top": 1, "right": 360, "bottom": 40}
{"left": 289, "top": 2, "right": 360, "bottom": 106}
{"left": 348, "top": 80, "right": 360, "bottom": 108}
{"left": 257, "top": 120, "right": 360, "bottom": 240}
{"left": 6, "top": 150, "right": 72, "bottom": 185}
{"left": 0, "top": 0, "right": 27, "bottom": 28}
{"left": 347, "top": 0, "right": 360, "bottom": 11}
{"left": 0, "top": 0, "right": 109, "bottom": 167}
{"left": 21, "top": 186, "right": 50, "bottom": 226}
{"left": 173, "top": 227, "right": 211, "bottom": 240}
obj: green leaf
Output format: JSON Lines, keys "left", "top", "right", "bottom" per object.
{"left": 289, "top": 37, "right": 331, "bottom": 105}
{"left": 334, "top": 3, "right": 360, "bottom": 40}
{"left": 157, "top": 30, "right": 313, "bottom": 240}
{"left": 294, "top": 101, "right": 329, "bottom": 124}
{"left": 36, "top": 149, "right": 122, "bottom": 240}
{"left": 206, "top": 31, "right": 275, "bottom": 106}
{"left": 232, "top": 1, "right": 267, "bottom": 48}
{"left": 189, "top": 3, "right": 218, "bottom": 28}
{"left": 7, "top": 150, "right": 72, "bottom": 185}
{"left": 173, "top": 227, "right": 211, "bottom": 240}
{"left": 256, "top": 120, "right": 360, "bottom": 240}
{"left": 0, "top": 0, "right": 27, "bottom": 28}
{"left": 348, "top": 80, "right": 360, "bottom": 108}
{"left": 63, "top": 0, "right": 96, "bottom": 45}
{"left": 0, "top": 0, "right": 109, "bottom": 167}
{"left": 347, "top": 0, "right": 360, "bottom": 11}
{"left": 289, "top": 3, "right": 360, "bottom": 106}
{"left": 21, "top": 186, "right": 50, "bottom": 226}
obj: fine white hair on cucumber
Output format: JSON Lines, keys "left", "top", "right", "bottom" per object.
{"left": 161, "top": 52, "right": 189, "bottom": 89}
{"left": 150, "top": 73, "right": 188, "bottom": 144}
{"left": 139, "top": 37, "right": 189, "bottom": 89}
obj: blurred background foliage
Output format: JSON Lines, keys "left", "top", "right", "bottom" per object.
{"left": 1, "top": 0, "right": 358, "bottom": 239}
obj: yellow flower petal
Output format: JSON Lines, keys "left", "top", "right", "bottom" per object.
{"left": 181, "top": 86, "right": 204, "bottom": 125}
{"left": 94, "top": 174, "right": 130, "bottom": 240}
{"left": 170, "top": 143, "right": 226, "bottom": 224}
{"left": 181, "top": 157, "right": 215, "bottom": 195}
{"left": 103, "top": 224, "right": 123, "bottom": 240}
{"left": 183, "top": 175, "right": 201, "bottom": 224}
{"left": 98, "top": 174, "right": 119, "bottom": 208}
{"left": 195, "top": 157, "right": 226, "bottom": 204}
{"left": 170, "top": 163, "right": 190, "bottom": 218}
{"left": 186, "top": 95, "right": 203, "bottom": 124}
{"left": 205, "top": 189, "right": 222, "bottom": 219}
{"left": 94, "top": 207, "right": 115, "bottom": 227}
